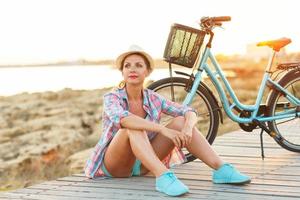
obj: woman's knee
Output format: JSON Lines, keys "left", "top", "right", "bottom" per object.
{"left": 114, "top": 128, "right": 130, "bottom": 140}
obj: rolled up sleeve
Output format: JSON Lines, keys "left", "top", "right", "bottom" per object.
{"left": 103, "top": 93, "right": 131, "bottom": 129}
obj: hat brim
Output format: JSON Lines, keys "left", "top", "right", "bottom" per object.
{"left": 116, "top": 51, "right": 154, "bottom": 72}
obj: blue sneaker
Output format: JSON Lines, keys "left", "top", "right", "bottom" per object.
{"left": 156, "top": 171, "right": 189, "bottom": 196}
{"left": 212, "top": 163, "right": 251, "bottom": 185}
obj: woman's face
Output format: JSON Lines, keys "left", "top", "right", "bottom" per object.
{"left": 122, "top": 54, "right": 150, "bottom": 86}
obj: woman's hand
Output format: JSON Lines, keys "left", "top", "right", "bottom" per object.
{"left": 181, "top": 124, "right": 193, "bottom": 146}
{"left": 181, "top": 111, "right": 197, "bottom": 146}
{"left": 159, "top": 126, "right": 188, "bottom": 149}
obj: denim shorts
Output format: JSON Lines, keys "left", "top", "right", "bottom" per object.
{"left": 101, "top": 159, "right": 142, "bottom": 177}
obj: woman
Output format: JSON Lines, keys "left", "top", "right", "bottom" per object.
{"left": 85, "top": 46, "right": 251, "bottom": 197}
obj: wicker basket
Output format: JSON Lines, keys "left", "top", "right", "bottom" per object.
{"left": 163, "top": 23, "right": 206, "bottom": 68}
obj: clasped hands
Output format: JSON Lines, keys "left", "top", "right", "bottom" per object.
{"left": 159, "top": 124, "right": 193, "bottom": 149}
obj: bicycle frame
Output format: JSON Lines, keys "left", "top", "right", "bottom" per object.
{"left": 183, "top": 46, "right": 300, "bottom": 124}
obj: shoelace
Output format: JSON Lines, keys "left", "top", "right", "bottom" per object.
{"left": 163, "top": 172, "right": 177, "bottom": 185}
{"left": 167, "top": 172, "right": 176, "bottom": 180}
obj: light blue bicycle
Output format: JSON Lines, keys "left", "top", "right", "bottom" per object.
{"left": 148, "top": 16, "right": 300, "bottom": 161}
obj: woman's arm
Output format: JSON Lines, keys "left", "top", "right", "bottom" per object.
{"left": 121, "top": 115, "right": 186, "bottom": 148}
{"left": 120, "top": 114, "right": 163, "bottom": 133}
{"left": 103, "top": 92, "right": 184, "bottom": 148}
{"left": 120, "top": 111, "right": 197, "bottom": 135}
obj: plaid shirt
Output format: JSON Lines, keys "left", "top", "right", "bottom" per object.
{"left": 84, "top": 87, "right": 196, "bottom": 178}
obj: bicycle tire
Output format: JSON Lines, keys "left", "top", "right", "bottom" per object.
{"left": 147, "top": 77, "right": 220, "bottom": 162}
{"left": 267, "top": 69, "right": 300, "bottom": 152}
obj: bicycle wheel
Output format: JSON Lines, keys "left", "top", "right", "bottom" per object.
{"left": 267, "top": 69, "right": 300, "bottom": 152}
{"left": 147, "top": 77, "right": 220, "bottom": 162}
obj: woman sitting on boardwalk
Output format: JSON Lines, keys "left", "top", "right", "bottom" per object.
{"left": 85, "top": 46, "right": 251, "bottom": 197}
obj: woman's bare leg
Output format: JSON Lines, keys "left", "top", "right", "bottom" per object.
{"left": 127, "top": 129, "right": 169, "bottom": 177}
{"left": 103, "top": 129, "right": 138, "bottom": 177}
{"left": 104, "top": 116, "right": 223, "bottom": 178}
{"left": 186, "top": 127, "right": 224, "bottom": 170}
{"left": 164, "top": 116, "right": 224, "bottom": 170}
{"left": 103, "top": 128, "right": 169, "bottom": 177}
{"left": 140, "top": 115, "right": 223, "bottom": 175}
{"left": 139, "top": 120, "right": 180, "bottom": 175}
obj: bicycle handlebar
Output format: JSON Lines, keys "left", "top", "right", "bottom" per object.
{"left": 200, "top": 16, "right": 231, "bottom": 31}
{"left": 200, "top": 16, "right": 231, "bottom": 47}
{"left": 211, "top": 16, "right": 231, "bottom": 22}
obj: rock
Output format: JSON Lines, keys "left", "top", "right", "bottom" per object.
{"left": 0, "top": 136, "right": 10, "bottom": 144}
{"left": 0, "top": 116, "right": 8, "bottom": 128}
{"left": 2, "top": 151, "right": 20, "bottom": 161}
{"left": 65, "top": 148, "right": 94, "bottom": 174}
{"left": 0, "top": 87, "right": 111, "bottom": 191}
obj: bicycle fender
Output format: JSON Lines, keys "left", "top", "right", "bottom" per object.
{"left": 266, "top": 69, "right": 300, "bottom": 107}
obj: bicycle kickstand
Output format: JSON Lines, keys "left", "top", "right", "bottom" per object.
{"left": 253, "top": 119, "right": 269, "bottom": 160}
{"left": 259, "top": 129, "right": 265, "bottom": 160}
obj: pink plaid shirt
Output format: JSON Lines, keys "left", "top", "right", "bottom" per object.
{"left": 84, "top": 87, "right": 196, "bottom": 178}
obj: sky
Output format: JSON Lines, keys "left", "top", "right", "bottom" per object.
{"left": 0, "top": 0, "right": 299, "bottom": 64}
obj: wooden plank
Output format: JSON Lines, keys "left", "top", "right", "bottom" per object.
{"left": 1, "top": 128, "right": 299, "bottom": 200}
{"left": 20, "top": 180, "right": 300, "bottom": 200}
{"left": 26, "top": 179, "right": 300, "bottom": 198}
{"left": 29, "top": 175, "right": 300, "bottom": 197}
{"left": 51, "top": 174, "right": 300, "bottom": 190}
{"left": 7, "top": 182, "right": 211, "bottom": 199}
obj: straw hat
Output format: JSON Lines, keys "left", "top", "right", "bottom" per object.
{"left": 116, "top": 45, "right": 154, "bottom": 72}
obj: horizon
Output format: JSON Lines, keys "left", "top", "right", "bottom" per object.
{"left": 0, "top": 0, "right": 299, "bottom": 65}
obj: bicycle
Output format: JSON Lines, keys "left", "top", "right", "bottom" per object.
{"left": 147, "top": 16, "right": 300, "bottom": 162}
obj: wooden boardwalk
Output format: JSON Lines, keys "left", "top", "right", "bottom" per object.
{"left": 1, "top": 128, "right": 300, "bottom": 199}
